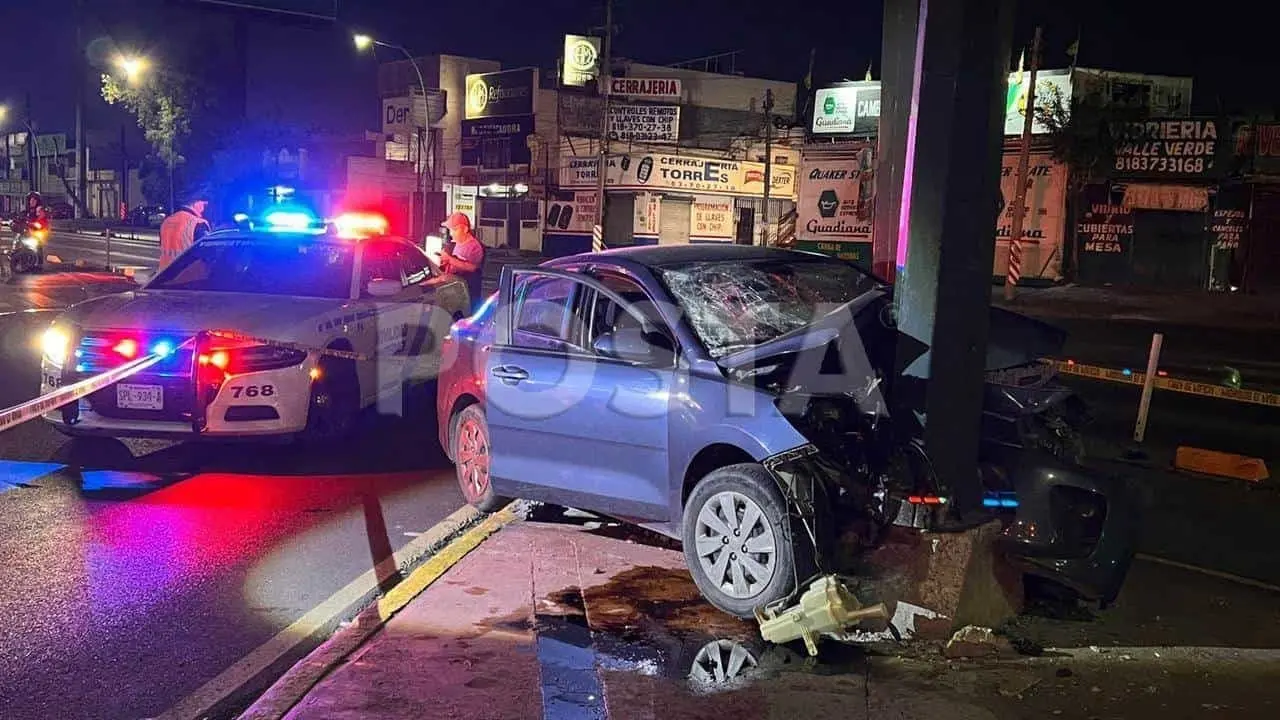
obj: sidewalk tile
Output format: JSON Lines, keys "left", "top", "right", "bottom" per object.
{"left": 282, "top": 537, "right": 542, "bottom": 720}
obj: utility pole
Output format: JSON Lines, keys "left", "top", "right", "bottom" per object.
{"left": 762, "top": 88, "right": 774, "bottom": 246}
{"left": 592, "top": 0, "right": 614, "bottom": 252}
{"left": 1004, "top": 26, "right": 1041, "bottom": 301}
{"left": 25, "top": 92, "right": 35, "bottom": 194}
{"left": 119, "top": 124, "right": 128, "bottom": 219}
{"left": 74, "top": 0, "right": 88, "bottom": 218}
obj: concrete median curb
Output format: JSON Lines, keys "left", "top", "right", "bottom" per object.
{"left": 232, "top": 503, "right": 520, "bottom": 720}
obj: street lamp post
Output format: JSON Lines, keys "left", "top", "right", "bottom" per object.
{"left": 354, "top": 34, "right": 431, "bottom": 239}
{"left": 111, "top": 55, "right": 155, "bottom": 212}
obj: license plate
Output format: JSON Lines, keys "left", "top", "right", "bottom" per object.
{"left": 117, "top": 383, "right": 163, "bottom": 410}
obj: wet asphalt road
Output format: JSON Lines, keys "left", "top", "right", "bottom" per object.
{"left": 0, "top": 305, "right": 469, "bottom": 720}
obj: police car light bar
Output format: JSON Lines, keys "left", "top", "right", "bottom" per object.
{"left": 331, "top": 211, "right": 388, "bottom": 239}
{"left": 261, "top": 209, "right": 325, "bottom": 234}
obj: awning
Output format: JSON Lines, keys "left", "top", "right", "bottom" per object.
{"left": 1122, "top": 183, "right": 1209, "bottom": 212}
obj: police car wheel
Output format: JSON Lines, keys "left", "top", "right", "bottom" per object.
{"left": 451, "top": 404, "right": 506, "bottom": 513}
{"left": 303, "top": 357, "right": 359, "bottom": 443}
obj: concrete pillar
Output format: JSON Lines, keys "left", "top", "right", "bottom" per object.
{"left": 879, "top": 0, "right": 1014, "bottom": 516}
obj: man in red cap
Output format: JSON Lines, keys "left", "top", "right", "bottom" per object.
{"left": 439, "top": 212, "right": 486, "bottom": 314}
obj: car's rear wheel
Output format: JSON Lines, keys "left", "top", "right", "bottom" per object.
{"left": 302, "top": 356, "right": 359, "bottom": 444}
{"left": 451, "top": 404, "right": 506, "bottom": 513}
{"left": 682, "top": 463, "right": 806, "bottom": 618}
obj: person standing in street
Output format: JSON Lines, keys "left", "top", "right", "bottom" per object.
{"left": 158, "top": 190, "right": 211, "bottom": 271}
{"left": 438, "top": 212, "right": 486, "bottom": 314}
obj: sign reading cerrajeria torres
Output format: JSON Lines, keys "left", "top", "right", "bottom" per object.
{"left": 1111, "top": 118, "right": 1224, "bottom": 179}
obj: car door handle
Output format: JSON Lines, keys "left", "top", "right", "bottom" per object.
{"left": 491, "top": 365, "right": 529, "bottom": 383}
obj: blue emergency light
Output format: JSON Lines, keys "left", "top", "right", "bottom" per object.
{"left": 259, "top": 206, "right": 324, "bottom": 234}
{"left": 982, "top": 491, "right": 1019, "bottom": 509}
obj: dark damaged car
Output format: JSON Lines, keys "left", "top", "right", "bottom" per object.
{"left": 436, "top": 245, "right": 1136, "bottom": 617}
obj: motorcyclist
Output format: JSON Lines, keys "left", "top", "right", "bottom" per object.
{"left": 158, "top": 189, "right": 211, "bottom": 271}
{"left": 21, "top": 192, "right": 48, "bottom": 231}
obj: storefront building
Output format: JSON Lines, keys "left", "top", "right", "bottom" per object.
{"left": 546, "top": 55, "right": 800, "bottom": 256}
{"left": 797, "top": 68, "right": 1196, "bottom": 284}
{"left": 1074, "top": 117, "right": 1232, "bottom": 290}
{"left": 549, "top": 150, "right": 796, "bottom": 255}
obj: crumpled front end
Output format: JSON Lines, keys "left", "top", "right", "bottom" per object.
{"left": 999, "top": 454, "right": 1139, "bottom": 605}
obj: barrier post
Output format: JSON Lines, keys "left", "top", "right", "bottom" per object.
{"left": 1133, "top": 332, "right": 1164, "bottom": 443}
{"left": 105, "top": 227, "right": 112, "bottom": 271}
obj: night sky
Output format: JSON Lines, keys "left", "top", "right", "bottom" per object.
{"left": 0, "top": 0, "right": 1273, "bottom": 148}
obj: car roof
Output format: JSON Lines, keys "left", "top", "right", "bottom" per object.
{"left": 545, "top": 243, "right": 825, "bottom": 269}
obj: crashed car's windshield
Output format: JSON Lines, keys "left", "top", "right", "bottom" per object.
{"left": 654, "top": 256, "right": 883, "bottom": 358}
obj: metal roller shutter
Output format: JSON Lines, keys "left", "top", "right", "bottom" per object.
{"left": 660, "top": 195, "right": 692, "bottom": 245}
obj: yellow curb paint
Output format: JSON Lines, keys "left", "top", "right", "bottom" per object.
{"left": 1174, "top": 446, "right": 1269, "bottom": 482}
{"left": 159, "top": 502, "right": 500, "bottom": 720}
{"left": 377, "top": 504, "right": 519, "bottom": 619}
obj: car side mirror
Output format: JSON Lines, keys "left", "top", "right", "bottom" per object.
{"left": 593, "top": 327, "right": 674, "bottom": 365}
{"left": 366, "top": 278, "right": 401, "bottom": 298}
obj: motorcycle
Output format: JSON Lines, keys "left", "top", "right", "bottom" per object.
{"left": 9, "top": 218, "right": 48, "bottom": 273}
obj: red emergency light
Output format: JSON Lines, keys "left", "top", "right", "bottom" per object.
{"left": 907, "top": 495, "right": 948, "bottom": 505}
{"left": 332, "top": 211, "right": 388, "bottom": 239}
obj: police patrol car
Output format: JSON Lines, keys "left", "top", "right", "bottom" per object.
{"left": 38, "top": 208, "right": 470, "bottom": 442}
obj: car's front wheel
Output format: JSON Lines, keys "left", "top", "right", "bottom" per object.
{"left": 302, "top": 356, "right": 359, "bottom": 444}
{"left": 682, "top": 463, "right": 805, "bottom": 618}
{"left": 451, "top": 404, "right": 507, "bottom": 513}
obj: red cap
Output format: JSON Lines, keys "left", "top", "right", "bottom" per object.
{"left": 443, "top": 212, "right": 471, "bottom": 232}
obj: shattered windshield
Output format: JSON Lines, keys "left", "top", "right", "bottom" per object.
{"left": 654, "top": 256, "right": 884, "bottom": 358}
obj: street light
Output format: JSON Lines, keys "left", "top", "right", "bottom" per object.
{"left": 110, "top": 54, "right": 172, "bottom": 210}
{"left": 353, "top": 32, "right": 431, "bottom": 238}
{"left": 113, "top": 54, "right": 149, "bottom": 85}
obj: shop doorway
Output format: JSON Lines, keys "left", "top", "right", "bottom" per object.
{"left": 1131, "top": 210, "right": 1208, "bottom": 290}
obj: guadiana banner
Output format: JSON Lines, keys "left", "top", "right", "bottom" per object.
{"left": 994, "top": 151, "right": 1067, "bottom": 281}
{"left": 794, "top": 146, "right": 876, "bottom": 266}
{"left": 794, "top": 147, "right": 1067, "bottom": 279}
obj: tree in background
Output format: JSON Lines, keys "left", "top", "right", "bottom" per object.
{"left": 101, "top": 72, "right": 192, "bottom": 207}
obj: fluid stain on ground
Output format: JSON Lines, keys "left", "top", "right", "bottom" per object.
{"left": 579, "top": 565, "right": 760, "bottom": 642}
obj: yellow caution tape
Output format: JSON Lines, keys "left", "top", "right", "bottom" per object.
{"left": 0, "top": 339, "right": 194, "bottom": 434}
{"left": 206, "top": 329, "right": 370, "bottom": 361}
{"left": 1050, "top": 360, "right": 1280, "bottom": 409}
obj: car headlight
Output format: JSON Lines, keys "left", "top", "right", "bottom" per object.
{"left": 41, "top": 326, "right": 71, "bottom": 366}
{"left": 21, "top": 236, "right": 39, "bottom": 250}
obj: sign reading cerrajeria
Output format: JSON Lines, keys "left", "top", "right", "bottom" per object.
{"left": 1112, "top": 118, "right": 1222, "bottom": 179}
{"left": 465, "top": 68, "right": 535, "bottom": 120}
{"left": 609, "top": 77, "right": 683, "bottom": 101}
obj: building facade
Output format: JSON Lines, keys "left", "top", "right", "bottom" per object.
{"left": 545, "top": 59, "right": 800, "bottom": 256}
{"left": 799, "top": 67, "right": 1202, "bottom": 286}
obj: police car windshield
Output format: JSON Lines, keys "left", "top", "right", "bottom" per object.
{"left": 147, "top": 236, "right": 354, "bottom": 299}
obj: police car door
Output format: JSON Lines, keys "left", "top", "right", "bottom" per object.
{"left": 355, "top": 240, "right": 408, "bottom": 401}
{"left": 389, "top": 240, "right": 452, "bottom": 384}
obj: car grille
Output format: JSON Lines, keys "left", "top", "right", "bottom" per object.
{"left": 69, "top": 331, "right": 196, "bottom": 423}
